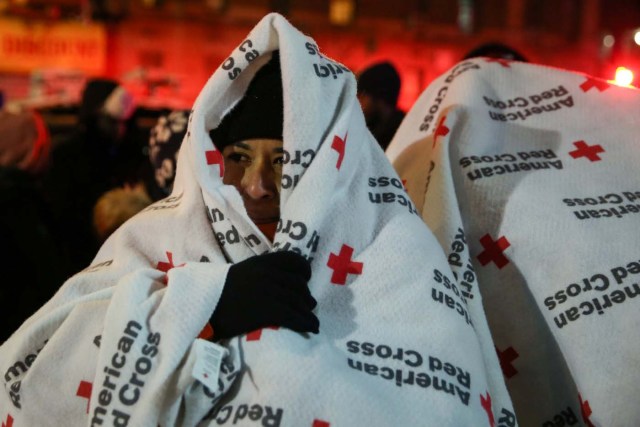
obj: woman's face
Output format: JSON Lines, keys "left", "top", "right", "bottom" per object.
{"left": 222, "top": 138, "right": 283, "bottom": 226}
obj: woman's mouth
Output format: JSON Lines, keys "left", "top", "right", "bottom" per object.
{"left": 245, "top": 207, "right": 280, "bottom": 224}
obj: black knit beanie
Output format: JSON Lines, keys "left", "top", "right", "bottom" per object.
{"left": 462, "top": 42, "right": 528, "bottom": 62}
{"left": 79, "top": 78, "right": 119, "bottom": 123}
{"left": 209, "top": 51, "right": 283, "bottom": 150}
{"left": 357, "top": 61, "right": 401, "bottom": 108}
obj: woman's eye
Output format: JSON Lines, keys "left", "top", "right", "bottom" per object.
{"left": 274, "top": 156, "right": 284, "bottom": 165}
{"left": 227, "top": 153, "right": 251, "bottom": 163}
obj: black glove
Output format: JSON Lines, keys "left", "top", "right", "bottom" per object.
{"left": 211, "top": 251, "right": 319, "bottom": 340}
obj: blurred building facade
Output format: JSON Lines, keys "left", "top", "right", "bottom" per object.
{"left": 1, "top": 0, "right": 639, "bottom": 112}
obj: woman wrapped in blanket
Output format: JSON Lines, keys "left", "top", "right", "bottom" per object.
{"left": 207, "top": 51, "right": 319, "bottom": 340}
{"left": 0, "top": 13, "right": 515, "bottom": 426}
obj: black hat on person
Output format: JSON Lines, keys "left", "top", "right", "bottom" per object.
{"left": 209, "top": 51, "right": 284, "bottom": 151}
{"left": 462, "top": 42, "right": 528, "bottom": 62}
{"left": 79, "top": 78, "right": 119, "bottom": 123}
{"left": 357, "top": 61, "right": 401, "bottom": 108}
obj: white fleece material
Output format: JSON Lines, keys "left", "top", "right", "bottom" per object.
{"left": 387, "top": 58, "right": 640, "bottom": 426}
{"left": 1, "top": 14, "right": 515, "bottom": 427}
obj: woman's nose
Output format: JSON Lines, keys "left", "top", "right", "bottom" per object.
{"left": 242, "top": 162, "right": 277, "bottom": 200}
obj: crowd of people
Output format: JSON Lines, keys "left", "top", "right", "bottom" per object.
{"left": 1, "top": 11, "right": 638, "bottom": 427}
{"left": 0, "top": 12, "right": 517, "bottom": 425}
{"left": 0, "top": 80, "right": 182, "bottom": 340}
{"left": 0, "top": 37, "right": 525, "bottom": 342}
{"left": 0, "top": 45, "right": 413, "bottom": 343}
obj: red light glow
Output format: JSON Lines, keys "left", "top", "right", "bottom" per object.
{"left": 614, "top": 66, "right": 634, "bottom": 87}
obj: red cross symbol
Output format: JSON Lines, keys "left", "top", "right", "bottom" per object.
{"left": 480, "top": 392, "right": 495, "bottom": 427}
{"left": 331, "top": 133, "right": 347, "bottom": 170}
{"left": 198, "top": 322, "right": 214, "bottom": 340}
{"left": 496, "top": 346, "right": 519, "bottom": 378}
{"left": 569, "top": 140, "right": 605, "bottom": 162}
{"left": 156, "top": 251, "right": 185, "bottom": 273}
{"left": 313, "top": 420, "right": 330, "bottom": 427}
{"left": 156, "top": 251, "right": 185, "bottom": 284}
{"left": 485, "top": 57, "right": 512, "bottom": 68}
{"left": 580, "top": 76, "right": 610, "bottom": 92}
{"left": 205, "top": 149, "right": 224, "bottom": 177}
{"left": 76, "top": 380, "right": 93, "bottom": 414}
{"left": 2, "top": 414, "right": 13, "bottom": 427}
{"left": 327, "top": 244, "right": 363, "bottom": 285}
{"left": 433, "top": 115, "right": 450, "bottom": 148}
{"left": 579, "top": 393, "right": 595, "bottom": 427}
{"left": 246, "top": 326, "right": 279, "bottom": 341}
{"left": 477, "top": 234, "right": 510, "bottom": 269}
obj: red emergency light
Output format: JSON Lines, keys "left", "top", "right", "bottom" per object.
{"left": 614, "top": 66, "right": 634, "bottom": 87}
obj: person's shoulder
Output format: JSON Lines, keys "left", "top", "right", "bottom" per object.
{"left": 392, "top": 108, "right": 406, "bottom": 122}
{"left": 0, "top": 167, "right": 37, "bottom": 200}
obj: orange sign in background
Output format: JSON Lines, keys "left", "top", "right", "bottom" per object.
{"left": 0, "top": 18, "right": 106, "bottom": 74}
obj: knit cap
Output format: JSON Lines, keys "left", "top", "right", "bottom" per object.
{"left": 209, "top": 50, "right": 283, "bottom": 150}
{"left": 357, "top": 61, "right": 401, "bottom": 107}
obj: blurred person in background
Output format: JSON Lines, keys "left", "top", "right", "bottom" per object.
{"left": 356, "top": 61, "right": 405, "bottom": 151}
{"left": 92, "top": 183, "right": 152, "bottom": 243}
{"left": 145, "top": 109, "right": 188, "bottom": 201}
{"left": 462, "top": 41, "right": 528, "bottom": 62}
{"left": 42, "top": 78, "right": 142, "bottom": 272}
{"left": 92, "top": 109, "right": 187, "bottom": 242}
{"left": 0, "top": 108, "right": 72, "bottom": 342}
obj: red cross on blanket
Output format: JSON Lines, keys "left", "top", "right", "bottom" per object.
{"left": 496, "top": 346, "right": 519, "bottom": 379}
{"left": 246, "top": 326, "right": 279, "bottom": 341}
{"left": 580, "top": 394, "right": 595, "bottom": 427}
{"left": 480, "top": 392, "right": 495, "bottom": 427}
{"left": 76, "top": 380, "right": 93, "bottom": 414}
{"left": 485, "top": 57, "right": 512, "bottom": 68}
{"left": 569, "top": 140, "right": 605, "bottom": 162}
{"left": 579, "top": 76, "right": 610, "bottom": 92}
{"left": 433, "top": 115, "right": 450, "bottom": 148}
{"left": 206, "top": 149, "right": 225, "bottom": 177}
{"left": 331, "top": 133, "right": 347, "bottom": 169}
{"left": 477, "top": 234, "right": 510, "bottom": 269}
{"left": 327, "top": 244, "right": 363, "bottom": 285}
{"left": 2, "top": 414, "right": 13, "bottom": 427}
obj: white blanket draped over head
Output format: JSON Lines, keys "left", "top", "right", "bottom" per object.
{"left": 387, "top": 58, "right": 640, "bottom": 426}
{"left": 1, "top": 14, "right": 515, "bottom": 427}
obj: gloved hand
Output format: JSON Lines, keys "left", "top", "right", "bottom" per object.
{"left": 210, "top": 251, "right": 319, "bottom": 340}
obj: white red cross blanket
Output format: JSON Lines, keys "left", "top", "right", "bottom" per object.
{"left": 387, "top": 58, "right": 640, "bottom": 426}
{"left": 0, "top": 14, "right": 515, "bottom": 427}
